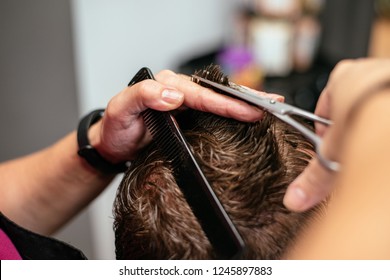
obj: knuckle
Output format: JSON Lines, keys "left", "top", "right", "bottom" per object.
{"left": 105, "top": 97, "right": 121, "bottom": 119}
{"left": 334, "top": 59, "right": 354, "bottom": 73}
{"left": 136, "top": 79, "right": 153, "bottom": 94}
{"left": 133, "top": 80, "right": 162, "bottom": 101}
{"left": 156, "top": 69, "right": 176, "bottom": 81}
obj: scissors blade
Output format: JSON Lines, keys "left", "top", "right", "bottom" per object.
{"left": 193, "top": 75, "right": 332, "bottom": 126}
{"left": 193, "top": 75, "right": 284, "bottom": 112}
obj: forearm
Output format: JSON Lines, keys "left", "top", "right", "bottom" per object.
{"left": 0, "top": 127, "right": 114, "bottom": 235}
{"left": 287, "top": 88, "right": 390, "bottom": 259}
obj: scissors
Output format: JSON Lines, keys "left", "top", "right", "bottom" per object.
{"left": 192, "top": 76, "right": 340, "bottom": 172}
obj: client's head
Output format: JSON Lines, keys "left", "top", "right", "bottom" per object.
{"left": 113, "top": 65, "right": 319, "bottom": 259}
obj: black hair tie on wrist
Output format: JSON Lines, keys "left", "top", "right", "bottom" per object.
{"left": 77, "top": 109, "right": 129, "bottom": 174}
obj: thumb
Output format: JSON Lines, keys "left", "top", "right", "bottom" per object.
{"left": 283, "top": 157, "right": 335, "bottom": 212}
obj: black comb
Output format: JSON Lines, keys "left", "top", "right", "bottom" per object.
{"left": 128, "top": 67, "right": 245, "bottom": 259}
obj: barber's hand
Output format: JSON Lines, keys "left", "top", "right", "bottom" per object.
{"left": 283, "top": 58, "right": 390, "bottom": 212}
{"left": 89, "top": 70, "right": 279, "bottom": 164}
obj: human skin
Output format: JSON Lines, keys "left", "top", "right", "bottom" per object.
{"left": 0, "top": 70, "right": 272, "bottom": 235}
{"left": 286, "top": 88, "right": 390, "bottom": 259}
{"left": 284, "top": 58, "right": 390, "bottom": 212}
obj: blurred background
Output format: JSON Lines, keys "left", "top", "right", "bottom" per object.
{"left": 0, "top": 0, "right": 389, "bottom": 259}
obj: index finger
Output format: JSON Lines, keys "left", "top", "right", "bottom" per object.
{"left": 155, "top": 70, "right": 265, "bottom": 122}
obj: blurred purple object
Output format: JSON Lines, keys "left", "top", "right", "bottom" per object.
{"left": 217, "top": 46, "right": 254, "bottom": 74}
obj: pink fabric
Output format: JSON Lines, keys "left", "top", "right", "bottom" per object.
{"left": 0, "top": 228, "right": 22, "bottom": 260}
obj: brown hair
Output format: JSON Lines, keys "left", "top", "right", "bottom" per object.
{"left": 113, "top": 66, "right": 318, "bottom": 259}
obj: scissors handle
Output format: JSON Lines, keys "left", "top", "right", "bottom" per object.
{"left": 273, "top": 112, "right": 340, "bottom": 172}
{"left": 279, "top": 103, "right": 332, "bottom": 126}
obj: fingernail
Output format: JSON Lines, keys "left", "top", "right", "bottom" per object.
{"left": 162, "top": 89, "right": 183, "bottom": 103}
{"left": 268, "top": 94, "right": 285, "bottom": 102}
{"left": 284, "top": 185, "right": 308, "bottom": 212}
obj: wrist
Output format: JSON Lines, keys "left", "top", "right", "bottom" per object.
{"left": 87, "top": 120, "right": 115, "bottom": 162}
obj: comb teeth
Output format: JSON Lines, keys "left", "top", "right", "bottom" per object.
{"left": 128, "top": 67, "right": 188, "bottom": 171}
{"left": 142, "top": 109, "right": 186, "bottom": 171}
{"left": 129, "top": 67, "right": 245, "bottom": 259}
{"left": 143, "top": 108, "right": 246, "bottom": 259}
